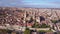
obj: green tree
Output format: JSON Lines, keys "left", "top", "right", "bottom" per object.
{"left": 32, "top": 22, "right": 40, "bottom": 28}
{"left": 40, "top": 23, "right": 50, "bottom": 28}
{"left": 38, "top": 30, "right": 52, "bottom": 32}
{"left": 24, "top": 28, "right": 30, "bottom": 34}
{"left": 51, "top": 20, "right": 58, "bottom": 24}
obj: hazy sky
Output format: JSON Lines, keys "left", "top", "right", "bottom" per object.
{"left": 0, "top": 0, "right": 60, "bottom": 8}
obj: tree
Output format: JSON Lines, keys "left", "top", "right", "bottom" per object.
{"left": 40, "top": 23, "right": 50, "bottom": 28}
{"left": 32, "top": 22, "right": 40, "bottom": 28}
{"left": 29, "top": 17, "right": 33, "bottom": 23}
{"left": 24, "top": 28, "right": 30, "bottom": 34}
{"left": 51, "top": 20, "right": 58, "bottom": 24}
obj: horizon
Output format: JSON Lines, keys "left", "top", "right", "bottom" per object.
{"left": 0, "top": 0, "right": 60, "bottom": 8}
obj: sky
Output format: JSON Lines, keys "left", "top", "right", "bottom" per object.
{"left": 0, "top": 0, "right": 60, "bottom": 8}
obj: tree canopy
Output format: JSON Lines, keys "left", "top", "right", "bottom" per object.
{"left": 40, "top": 23, "right": 50, "bottom": 28}
{"left": 24, "top": 28, "right": 30, "bottom": 34}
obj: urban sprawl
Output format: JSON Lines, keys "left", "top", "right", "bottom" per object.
{"left": 0, "top": 7, "right": 60, "bottom": 34}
